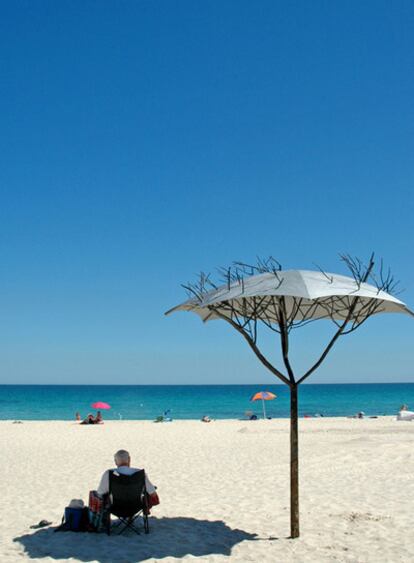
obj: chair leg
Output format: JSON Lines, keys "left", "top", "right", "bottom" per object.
{"left": 108, "top": 513, "right": 145, "bottom": 536}
{"left": 115, "top": 517, "right": 140, "bottom": 536}
{"left": 129, "top": 517, "right": 141, "bottom": 536}
{"left": 117, "top": 518, "right": 127, "bottom": 535}
{"left": 106, "top": 514, "right": 111, "bottom": 536}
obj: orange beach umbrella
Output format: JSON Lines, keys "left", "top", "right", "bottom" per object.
{"left": 250, "top": 391, "right": 276, "bottom": 419}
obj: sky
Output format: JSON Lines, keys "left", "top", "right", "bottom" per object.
{"left": 0, "top": 1, "right": 413, "bottom": 385}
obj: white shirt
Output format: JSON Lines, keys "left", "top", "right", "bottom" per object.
{"left": 97, "top": 466, "right": 156, "bottom": 496}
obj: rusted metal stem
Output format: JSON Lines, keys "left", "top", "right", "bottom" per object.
{"left": 290, "top": 384, "right": 299, "bottom": 538}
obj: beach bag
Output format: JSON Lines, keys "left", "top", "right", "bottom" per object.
{"left": 146, "top": 492, "right": 160, "bottom": 511}
{"left": 55, "top": 500, "right": 89, "bottom": 532}
{"left": 88, "top": 490, "right": 110, "bottom": 532}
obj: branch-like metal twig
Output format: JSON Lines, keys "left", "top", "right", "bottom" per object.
{"left": 297, "top": 254, "right": 376, "bottom": 384}
{"left": 210, "top": 307, "right": 291, "bottom": 386}
{"left": 278, "top": 297, "right": 296, "bottom": 384}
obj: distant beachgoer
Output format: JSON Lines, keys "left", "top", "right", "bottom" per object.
{"left": 75, "top": 412, "right": 81, "bottom": 421}
{"left": 348, "top": 411, "right": 365, "bottom": 419}
{"left": 201, "top": 415, "right": 211, "bottom": 423}
{"left": 81, "top": 412, "right": 103, "bottom": 425}
{"left": 81, "top": 413, "right": 95, "bottom": 424}
{"left": 400, "top": 404, "right": 408, "bottom": 411}
{"left": 154, "top": 410, "right": 173, "bottom": 423}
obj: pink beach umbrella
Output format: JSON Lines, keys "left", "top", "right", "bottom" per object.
{"left": 91, "top": 401, "right": 111, "bottom": 410}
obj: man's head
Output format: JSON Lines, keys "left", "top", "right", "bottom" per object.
{"left": 114, "top": 449, "right": 130, "bottom": 467}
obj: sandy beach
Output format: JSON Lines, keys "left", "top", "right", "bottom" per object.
{"left": 2, "top": 416, "right": 414, "bottom": 562}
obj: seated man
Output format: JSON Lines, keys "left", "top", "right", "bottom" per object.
{"left": 97, "top": 449, "right": 158, "bottom": 505}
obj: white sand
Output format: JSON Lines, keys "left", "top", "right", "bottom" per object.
{"left": 2, "top": 417, "right": 414, "bottom": 562}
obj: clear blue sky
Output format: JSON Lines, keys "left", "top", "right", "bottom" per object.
{"left": 1, "top": 1, "right": 413, "bottom": 384}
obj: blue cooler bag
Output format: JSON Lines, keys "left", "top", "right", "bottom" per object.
{"left": 64, "top": 507, "right": 83, "bottom": 530}
{"left": 55, "top": 500, "right": 88, "bottom": 532}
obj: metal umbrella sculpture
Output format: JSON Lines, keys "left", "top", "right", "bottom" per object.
{"left": 166, "top": 255, "right": 413, "bottom": 538}
{"left": 251, "top": 391, "right": 276, "bottom": 419}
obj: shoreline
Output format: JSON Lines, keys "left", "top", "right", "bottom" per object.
{"left": 0, "top": 414, "right": 398, "bottom": 423}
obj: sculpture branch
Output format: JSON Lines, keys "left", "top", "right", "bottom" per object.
{"left": 297, "top": 253, "right": 377, "bottom": 384}
{"left": 278, "top": 297, "right": 296, "bottom": 384}
{"left": 211, "top": 307, "right": 291, "bottom": 386}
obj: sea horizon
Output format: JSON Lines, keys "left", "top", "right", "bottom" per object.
{"left": 1, "top": 381, "right": 414, "bottom": 386}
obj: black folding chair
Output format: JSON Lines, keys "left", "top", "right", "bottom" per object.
{"left": 107, "top": 469, "right": 150, "bottom": 535}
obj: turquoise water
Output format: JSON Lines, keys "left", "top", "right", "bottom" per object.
{"left": 0, "top": 383, "right": 413, "bottom": 420}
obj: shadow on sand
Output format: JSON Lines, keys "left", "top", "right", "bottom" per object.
{"left": 14, "top": 516, "right": 258, "bottom": 562}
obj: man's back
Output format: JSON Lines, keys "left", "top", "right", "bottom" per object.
{"left": 98, "top": 466, "right": 156, "bottom": 496}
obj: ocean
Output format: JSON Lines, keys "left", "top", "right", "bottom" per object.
{"left": 0, "top": 383, "right": 413, "bottom": 420}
